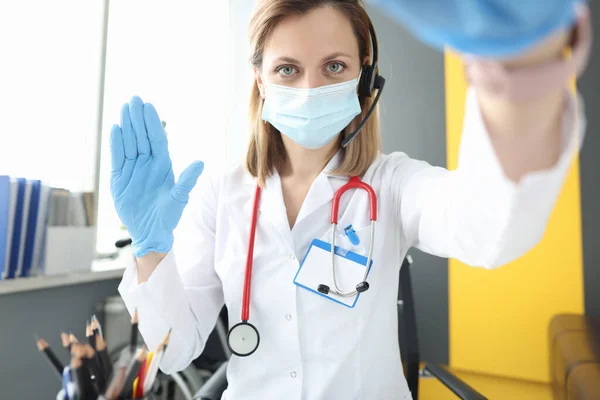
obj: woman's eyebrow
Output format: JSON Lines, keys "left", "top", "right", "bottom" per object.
{"left": 320, "top": 52, "right": 353, "bottom": 63}
{"left": 273, "top": 52, "right": 354, "bottom": 65}
{"left": 274, "top": 56, "right": 301, "bottom": 64}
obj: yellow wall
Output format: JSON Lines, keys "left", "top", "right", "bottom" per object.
{"left": 444, "top": 51, "right": 585, "bottom": 382}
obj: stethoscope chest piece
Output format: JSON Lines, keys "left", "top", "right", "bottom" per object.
{"left": 227, "top": 321, "right": 260, "bottom": 357}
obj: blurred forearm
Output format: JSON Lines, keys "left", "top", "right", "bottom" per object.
{"left": 475, "top": 27, "right": 573, "bottom": 182}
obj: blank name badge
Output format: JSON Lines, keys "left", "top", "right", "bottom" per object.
{"left": 293, "top": 239, "right": 373, "bottom": 308}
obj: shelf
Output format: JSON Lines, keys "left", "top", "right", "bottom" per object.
{"left": 0, "top": 255, "right": 128, "bottom": 296}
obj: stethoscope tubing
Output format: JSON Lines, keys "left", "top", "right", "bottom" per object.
{"left": 241, "top": 185, "right": 262, "bottom": 322}
{"left": 330, "top": 220, "right": 375, "bottom": 297}
{"left": 331, "top": 176, "right": 377, "bottom": 223}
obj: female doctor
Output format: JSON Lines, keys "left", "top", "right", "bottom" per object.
{"left": 111, "top": 0, "right": 589, "bottom": 398}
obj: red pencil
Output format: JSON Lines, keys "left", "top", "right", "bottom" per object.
{"left": 134, "top": 355, "right": 150, "bottom": 398}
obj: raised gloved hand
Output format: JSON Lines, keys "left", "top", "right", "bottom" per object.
{"left": 110, "top": 96, "right": 204, "bottom": 258}
{"left": 367, "top": 0, "right": 585, "bottom": 57}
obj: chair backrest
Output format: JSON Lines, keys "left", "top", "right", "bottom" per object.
{"left": 398, "top": 256, "right": 420, "bottom": 400}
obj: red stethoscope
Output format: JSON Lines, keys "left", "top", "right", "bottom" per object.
{"left": 226, "top": 176, "right": 378, "bottom": 357}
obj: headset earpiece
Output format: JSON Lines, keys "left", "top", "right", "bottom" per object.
{"left": 341, "top": 20, "right": 386, "bottom": 147}
{"left": 358, "top": 65, "right": 376, "bottom": 98}
{"left": 357, "top": 23, "right": 381, "bottom": 98}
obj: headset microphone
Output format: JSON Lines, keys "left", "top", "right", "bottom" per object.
{"left": 342, "top": 21, "right": 386, "bottom": 148}
{"left": 342, "top": 76, "right": 385, "bottom": 147}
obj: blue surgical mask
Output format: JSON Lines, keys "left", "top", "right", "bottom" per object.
{"left": 261, "top": 77, "right": 362, "bottom": 149}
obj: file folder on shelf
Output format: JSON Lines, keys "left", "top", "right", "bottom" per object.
{"left": 0, "top": 176, "right": 10, "bottom": 279}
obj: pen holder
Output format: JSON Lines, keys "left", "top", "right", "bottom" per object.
{"left": 56, "top": 390, "right": 157, "bottom": 400}
{"left": 98, "top": 394, "right": 157, "bottom": 400}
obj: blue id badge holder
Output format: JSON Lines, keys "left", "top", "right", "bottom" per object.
{"left": 293, "top": 239, "right": 373, "bottom": 308}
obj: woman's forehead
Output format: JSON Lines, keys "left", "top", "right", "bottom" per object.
{"left": 263, "top": 7, "right": 360, "bottom": 64}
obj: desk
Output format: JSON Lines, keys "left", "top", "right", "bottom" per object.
{"left": 0, "top": 252, "right": 128, "bottom": 399}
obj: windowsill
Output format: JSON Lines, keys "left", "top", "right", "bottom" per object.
{"left": 0, "top": 253, "right": 129, "bottom": 296}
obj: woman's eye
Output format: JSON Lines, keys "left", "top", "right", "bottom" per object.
{"left": 326, "top": 62, "right": 345, "bottom": 74}
{"left": 276, "top": 66, "right": 298, "bottom": 76}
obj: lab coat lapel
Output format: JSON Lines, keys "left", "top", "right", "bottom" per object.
{"left": 293, "top": 174, "right": 334, "bottom": 227}
{"left": 259, "top": 170, "right": 295, "bottom": 249}
{"left": 294, "top": 151, "right": 345, "bottom": 227}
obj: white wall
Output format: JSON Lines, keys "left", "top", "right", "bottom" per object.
{"left": 224, "top": 0, "right": 258, "bottom": 166}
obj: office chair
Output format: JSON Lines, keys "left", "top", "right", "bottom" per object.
{"left": 398, "top": 256, "right": 487, "bottom": 400}
{"left": 163, "top": 308, "right": 232, "bottom": 399}
{"left": 194, "top": 256, "right": 488, "bottom": 400}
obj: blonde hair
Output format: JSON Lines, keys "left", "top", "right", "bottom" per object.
{"left": 245, "top": 0, "right": 381, "bottom": 186}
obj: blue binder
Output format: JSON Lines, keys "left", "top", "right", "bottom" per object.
{"left": 21, "top": 180, "right": 41, "bottom": 277}
{"left": 6, "top": 178, "right": 26, "bottom": 279}
{"left": 0, "top": 176, "right": 10, "bottom": 280}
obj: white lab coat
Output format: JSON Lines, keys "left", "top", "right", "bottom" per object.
{"left": 119, "top": 88, "right": 585, "bottom": 400}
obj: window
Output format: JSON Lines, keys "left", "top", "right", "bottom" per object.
{"left": 0, "top": 0, "right": 105, "bottom": 191}
{"left": 96, "top": 1, "right": 231, "bottom": 253}
{"left": 1, "top": 0, "right": 240, "bottom": 255}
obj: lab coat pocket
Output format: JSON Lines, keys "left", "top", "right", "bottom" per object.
{"left": 304, "top": 223, "right": 375, "bottom": 308}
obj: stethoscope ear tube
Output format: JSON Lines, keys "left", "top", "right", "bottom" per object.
{"left": 330, "top": 176, "right": 377, "bottom": 224}
{"left": 324, "top": 176, "right": 377, "bottom": 298}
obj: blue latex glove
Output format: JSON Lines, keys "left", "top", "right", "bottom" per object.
{"left": 110, "top": 96, "right": 204, "bottom": 258}
{"left": 367, "top": 0, "right": 585, "bottom": 57}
